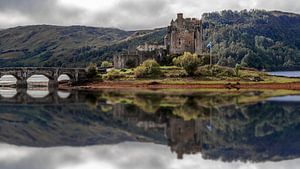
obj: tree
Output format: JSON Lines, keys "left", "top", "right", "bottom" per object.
{"left": 241, "top": 51, "right": 263, "bottom": 69}
{"left": 134, "top": 59, "right": 161, "bottom": 78}
{"left": 173, "top": 52, "right": 201, "bottom": 76}
{"left": 100, "top": 61, "right": 113, "bottom": 68}
{"left": 227, "top": 56, "right": 236, "bottom": 67}
{"left": 86, "top": 63, "right": 98, "bottom": 78}
{"left": 235, "top": 64, "right": 241, "bottom": 77}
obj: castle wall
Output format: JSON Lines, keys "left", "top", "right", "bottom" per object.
{"left": 113, "top": 48, "right": 166, "bottom": 69}
{"left": 113, "top": 54, "right": 140, "bottom": 69}
{"left": 195, "top": 24, "right": 203, "bottom": 55}
{"left": 170, "top": 30, "right": 196, "bottom": 54}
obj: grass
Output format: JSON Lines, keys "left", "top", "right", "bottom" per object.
{"left": 101, "top": 65, "right": 300, "bottom": 85}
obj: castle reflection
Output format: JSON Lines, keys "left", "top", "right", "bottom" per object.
{"left": 0, "top": 89, "right": 299, "bottom": 163}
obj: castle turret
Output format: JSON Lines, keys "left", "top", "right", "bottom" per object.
{"left": 177, "top": 13, "right": 184, "bottom": 28}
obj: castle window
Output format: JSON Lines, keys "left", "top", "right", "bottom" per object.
{"left": 179, "top": 38, "right": 181, "bottom": 45}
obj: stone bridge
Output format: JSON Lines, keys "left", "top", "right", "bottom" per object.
{"left": 0, "top": 67, "right": 105, "bottom": 88}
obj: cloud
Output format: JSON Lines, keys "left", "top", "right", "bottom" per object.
{"left": 0, "top": 0, "right": 299, "bottom": 30}
{"left": 0, "top": 142, "right": 299, "bottom": 169}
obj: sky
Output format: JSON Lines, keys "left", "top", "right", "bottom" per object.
{"left": 0, "top": 0, "right": 299, "bottom": 30}
{"left": 0, "top": 142, "right": 299, "bottom": 169}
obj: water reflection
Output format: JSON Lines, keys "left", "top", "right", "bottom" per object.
{"left": 0, "top": 89, "right": 299, "bottom": 168}
{"left": 57, "top": 91, "right": 71, "bottom": 99}
{"left": 0, "top": 88, "right": 17, "bottom": 98}
{"left": 0, "top": 87, "right": 73, "bottom": 104}
{"left": 0, "top": 143, "right": 299, "bottom": 169}
{"left": 27, "top": 89, "right": 50, "bottom": 98}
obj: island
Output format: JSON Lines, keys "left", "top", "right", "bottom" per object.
{"left": 64, "top": 13, "right": 300, "bottom": 90}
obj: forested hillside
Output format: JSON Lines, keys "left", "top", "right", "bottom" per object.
{"left": 202, "top": 10, "right": 300, "bottom": 70}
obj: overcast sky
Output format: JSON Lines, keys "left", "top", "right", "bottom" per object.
{"left": 0, "top": 142, "right": 299, "bottom": 169}
{"left": 0, "top": 0, "right": 299, "bottom": 30}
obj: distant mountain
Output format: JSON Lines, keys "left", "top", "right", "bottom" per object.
{"left": 0, "top": 10, "right": 300, "bottom": 70}
{"left": 0, "top": 25, "right": 166, "bottom": 67}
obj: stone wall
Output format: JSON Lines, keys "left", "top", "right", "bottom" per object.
{"left": 113, "top": 47, "right": 166, "bottom": 69}
{"left": 113, "top": 54, "right": 141, "bottom": 69}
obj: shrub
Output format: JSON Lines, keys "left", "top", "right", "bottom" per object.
{"left": 101, "top": 61, "right": 113, "bottom": 68}
{"left": 214, "top": 66, "right": 235, "bottom": 77}
{"left": 104, "top": 69, "right": 124, "bottom": 80}
{"left": 195, "top": 65, "right": 235, "bottom": 77}
{"left": 235, "top": 64, "right": 241, "bottom": 77}
{"left": 86, "top": 63, "right": 98, "bottom": 78}
{"left": 134, "top": 59, "right": 161, "bottom": 78}
{"left": 173, "top": 52, "right": 201, "bottom": 76}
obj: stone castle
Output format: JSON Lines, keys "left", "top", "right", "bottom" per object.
{"left": 113, "top": 13, "right": 203, "bottom": 69}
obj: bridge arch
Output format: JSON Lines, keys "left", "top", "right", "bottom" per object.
{"left": 0, "top": 88, "right": 17, "bottom": 98}
{"left": 26, "top": 71, "right": 55, "bottom": 80}
{"left": 58, "top": 74, "right": 72, "bottom": 83}
{"left": 0, "top": 75, "right": 18, "bottom": 86}
{"left": 58, "top": 70, "right": 77, "bottom": 84}
{"left": 26, "top": 75, "right": 50, "bottom": 87}
{"left": 26, "top": 72, "right": 58, "bottom": 88}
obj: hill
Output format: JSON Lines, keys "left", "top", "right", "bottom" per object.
{"left": 0, "top": 25, "right": 166, "bottom": 67}
{"left": 0, "top": 10, "right": 300, "bottom": 70}
{"left": 202, "top": 10, "right": 300, "bottom": 70}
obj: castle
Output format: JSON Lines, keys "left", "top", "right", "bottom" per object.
{"left": 113, "top": 13, "right": 203, "bottom": 69}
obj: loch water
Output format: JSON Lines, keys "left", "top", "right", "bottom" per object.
{"left": 0, "top": 86, "right": 299, "bottom": 169}
{"left": 268, "top": 71, "right": 300, "bottom": 77}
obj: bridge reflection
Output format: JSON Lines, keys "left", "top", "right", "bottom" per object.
{"left": 0, "top": 88, "right": 85, "bottom": 104}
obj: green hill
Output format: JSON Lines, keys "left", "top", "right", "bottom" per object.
{"left": 0, "top": 10, "right": 300, "bottom": 70}
{"left": 0, "top": 25, "right": 166, "bottom": 67}
{"left": 202, "top": 10, "right": 300, "bottom": 70}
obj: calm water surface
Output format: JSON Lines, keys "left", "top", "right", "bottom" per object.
{"left": 268, "top": 71, "right": 300, "bottom": 77}
{"left": 0, "top": 87, "right": 299, "bottom": 169}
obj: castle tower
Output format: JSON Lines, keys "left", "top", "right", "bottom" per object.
{"left": 165, "top": 13, "right": 203, "bottom": 55}
{"left": 177, "top": 13, "right": 184, "bottom": 28}
{"left": 194, "top": 20, "right": 203, "bottom": 55}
